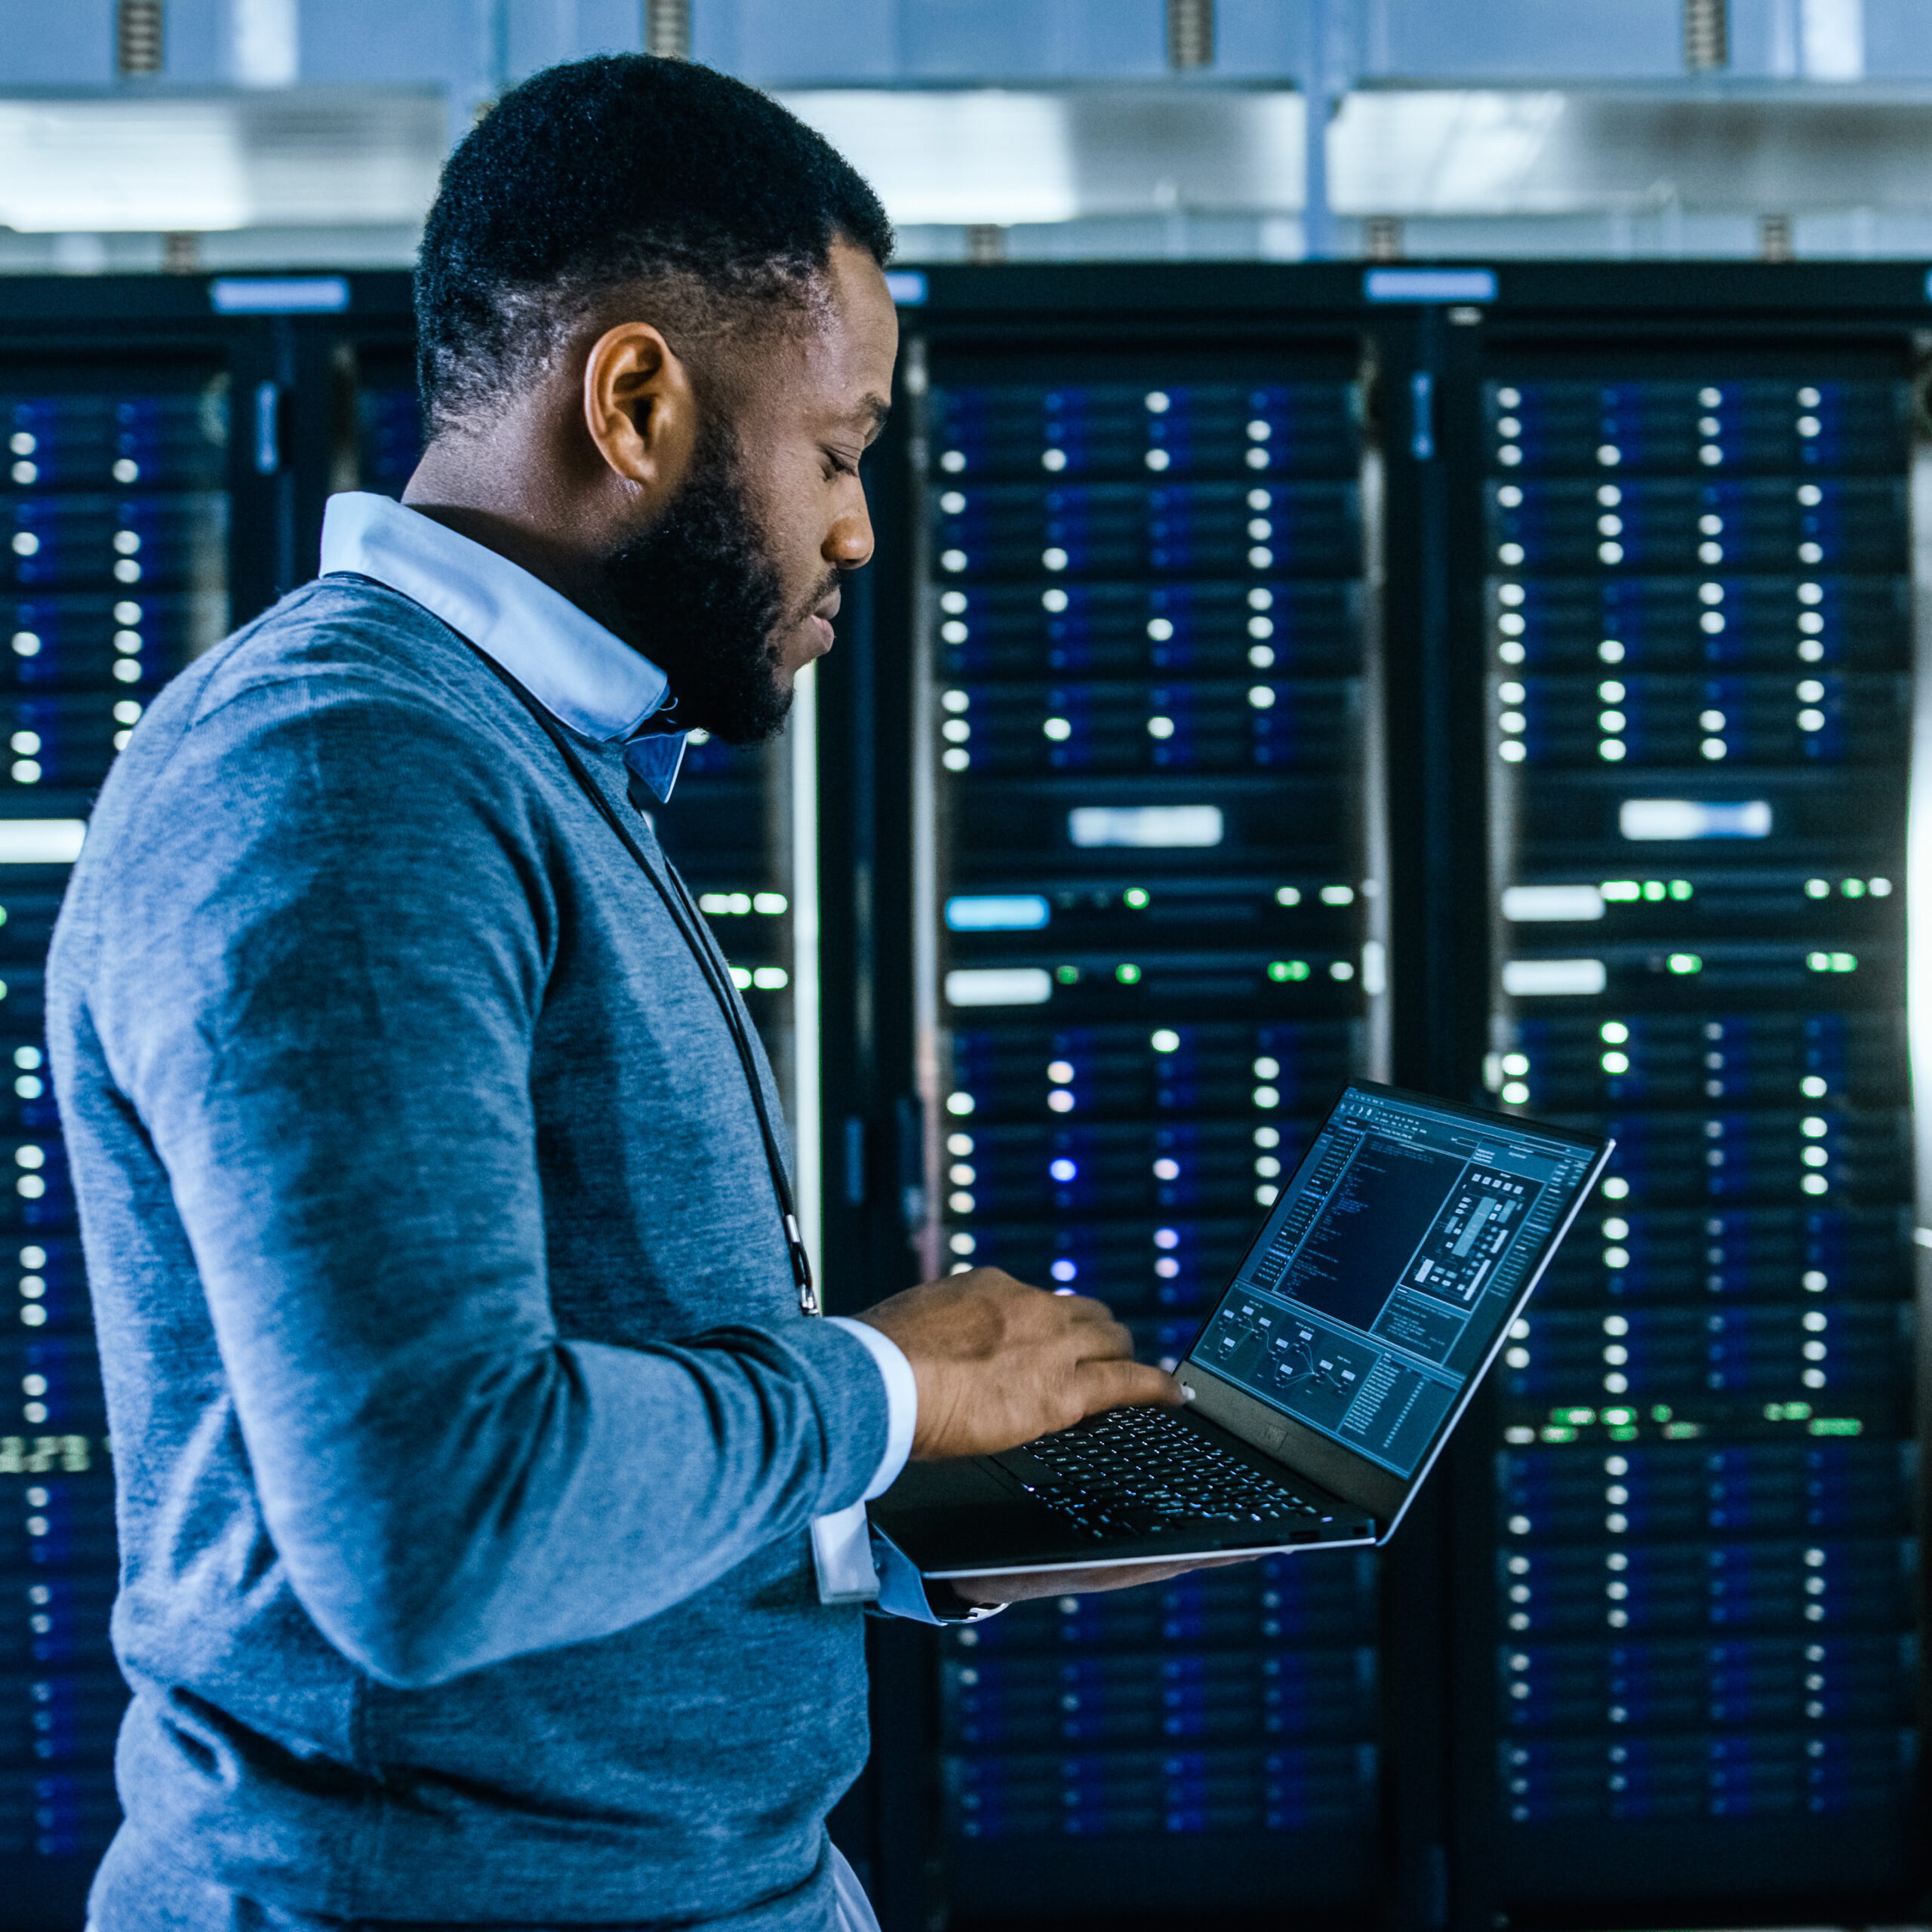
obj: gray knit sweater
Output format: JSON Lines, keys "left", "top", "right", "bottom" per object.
{"left": 47, "top": 577, "right": 889, "bottom": 1927}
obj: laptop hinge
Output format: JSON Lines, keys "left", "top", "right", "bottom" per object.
{"left": 1177, "top": 1360, "right": 1407, "bottom": 1522}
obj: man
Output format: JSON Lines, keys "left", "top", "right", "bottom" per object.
{"left": 49, "top": 55, "right": 1203, "bottom": 1932}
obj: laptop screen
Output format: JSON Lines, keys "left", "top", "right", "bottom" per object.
{"left": 1187, "top": 1084, "right": 1603, "bottom": 1479}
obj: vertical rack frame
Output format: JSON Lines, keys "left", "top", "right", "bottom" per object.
{"left": 903, "top": 334, "right": 946, "bottom": 1287}
{"left": 1906, "top": 331, "right": 1932, "bottom": 1897}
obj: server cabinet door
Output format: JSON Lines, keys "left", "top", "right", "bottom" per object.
{"left": 1465, "top": 339, "right": 1921, "bottom": 1923}
{"left": 905, "top": 337, "right": 1389, "bottom": 1921}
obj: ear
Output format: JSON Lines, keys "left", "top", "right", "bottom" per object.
{"left": 582, "top": 321, "right": 698, "bottom": 506}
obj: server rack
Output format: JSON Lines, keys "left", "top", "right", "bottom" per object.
{"left": 0, "top": 271, "right": 826, "bottom": 1928}
{"left": 0, "top": 281, "right": 243, "bottom": 1929}
{"left": 1447, "top": 277, "right": 1928, "bottom": 1930}
{"left": 826, "top": 275, "right": 1430, "bottom": 1928}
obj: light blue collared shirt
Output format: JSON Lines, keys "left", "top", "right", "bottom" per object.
{"left": 315, "top": 493, "right": 929, "bottom": 1560}
{"left": 318, "top": 491, "right": 688, "bottom": 803}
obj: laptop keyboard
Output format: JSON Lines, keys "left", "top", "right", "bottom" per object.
{"left": 995, "top": 1404, "right": 1340, "bottom": 1544}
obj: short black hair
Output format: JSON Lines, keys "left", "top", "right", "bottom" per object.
{"left": 415, "top": 55, "right": 893, "bottom": 434}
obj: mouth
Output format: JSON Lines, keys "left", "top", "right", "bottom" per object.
{"left": 802, "top": 585, "right": 842, "bottom": 656}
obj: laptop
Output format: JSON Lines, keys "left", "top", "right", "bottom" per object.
{"left": 868, "top": 1080, "right": 1613, "bottom": 1578}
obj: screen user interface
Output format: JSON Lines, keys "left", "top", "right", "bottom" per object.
{"left": 1190, "top": 1087, "right": 1598, "bottom": 1477}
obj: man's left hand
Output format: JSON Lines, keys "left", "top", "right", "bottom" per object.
{"left": 948, "top": 1553, "right": 1260, "bottom": 1607}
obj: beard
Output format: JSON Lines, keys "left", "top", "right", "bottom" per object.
{"left": 601, "top": 420, "right": 804, "bottom": 746}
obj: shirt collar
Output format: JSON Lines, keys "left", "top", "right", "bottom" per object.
{"left": 318, "top": 491, "right": 687, "bottom": 801}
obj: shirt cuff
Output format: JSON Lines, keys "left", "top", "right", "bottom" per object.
{"left": 871, "top": 1525, "right": 946, "bottom": 1624}
{"left": 869, "top": 1525, "right": 1008, "bottom": 1625}
{"left": 826, "top": 1317, "right": 917, "bottom": 1502}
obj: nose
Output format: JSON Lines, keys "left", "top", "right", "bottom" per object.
{"left": 825, "top": 491, "right": 874, "bottom": 571}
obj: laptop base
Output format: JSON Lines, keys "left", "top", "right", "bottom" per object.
{"left": 867, "top": 1404, "right": 1378, "bottom": 1580}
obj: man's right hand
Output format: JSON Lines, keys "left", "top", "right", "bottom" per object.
{"left": 854, "top": 1268, "right": 1182, "bottom": 1462}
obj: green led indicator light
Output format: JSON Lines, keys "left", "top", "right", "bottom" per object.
{"left": 1115, "top": 963, "right": 1141, "bottom": 985}
{"left": 1552, "top": 1407, "right": 1596, "bottom": 1426}
{"left": 1601, "top": 1407, "right": 1636, "bottom": 1426}
{"left": 1540, "top": 1426, "right": 1577, "bottom": 1443}
{"left": 1669, "top": 879, "right": 1693, "bottom": 900}
{"left": 1123, "top": 888, "right": 1150, "bottom": 909}
{"left": 1666, "top": 952, "right": 1702, "bottom": 974}
{"left": 1809, "top": 1417, "right": 1862, "bottom": 1436}
{"left": 1764, "top": 1401, "right": 1814, "bottom": 1422}
{"left": 1055, "top": 964, "right": 1081, "bottom": 985}
{"left": 1268, "top": 959, "right": 1311, "bottom": 983}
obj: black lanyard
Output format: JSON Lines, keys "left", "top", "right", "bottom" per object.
{"left": 460, "top": 638, "right": 819, "bottom": 1317}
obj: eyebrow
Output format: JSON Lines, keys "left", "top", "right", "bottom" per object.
{"left": 856, "top": 394, "right": 892, "bottom": 438}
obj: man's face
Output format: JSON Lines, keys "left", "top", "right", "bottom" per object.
{"left": 601, "top": 238, "right": 898, "bottom": 743}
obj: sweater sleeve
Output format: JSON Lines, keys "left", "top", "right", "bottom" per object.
{"left": 78, "top": 666, "right": 890, "bottom": 1689}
